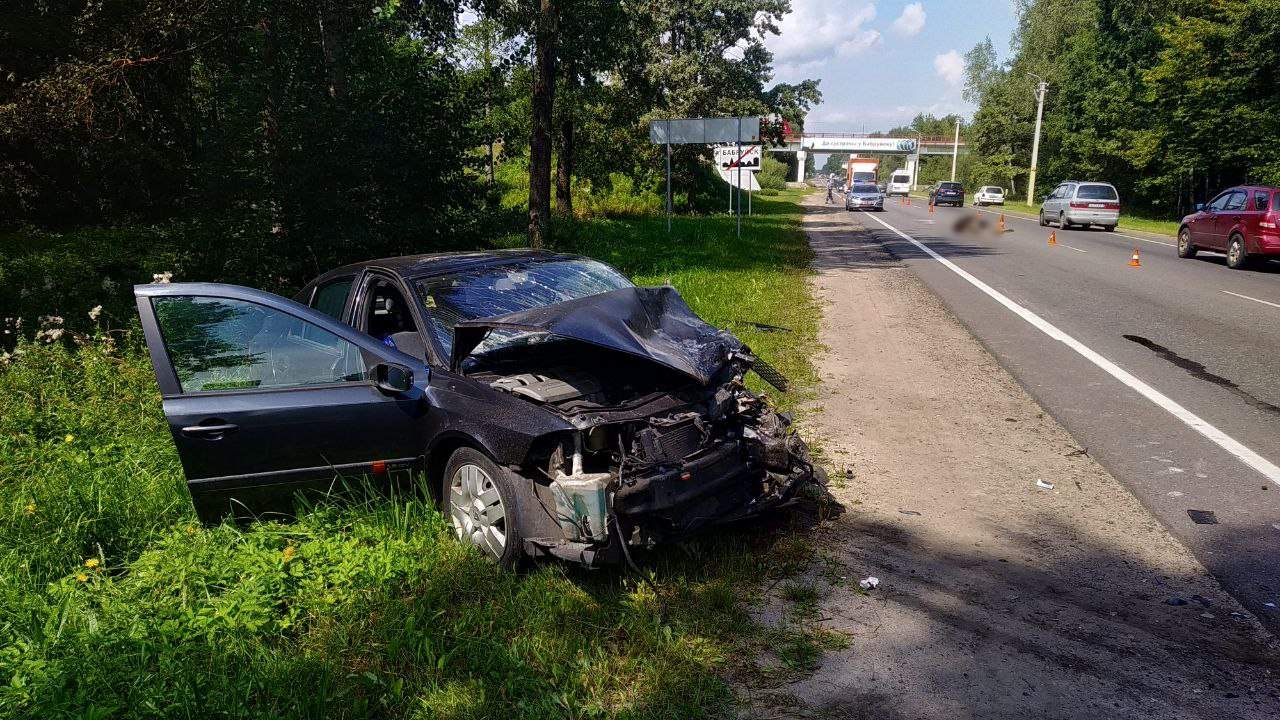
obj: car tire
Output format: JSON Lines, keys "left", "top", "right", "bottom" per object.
{"left": 1226, "top": 234, "right": 1250, "bottom": 270}
{"left": 1177, "top": 228, "right": 1197, "bottom": 258}
{"left": 444, "top": 447, "right": 524, "bottom": 567}
{"left": 1059, "top": 212, "right": 1071, "bottom": 229}
{"left": 1038, "top": 211, "right": 1047, "bottom": 227}
{"left": 1103, "top": 225, "right": 1116, "bottom": 232}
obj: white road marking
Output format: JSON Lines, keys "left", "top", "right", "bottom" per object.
{"left": 864, "top": 212, "right": 1280, "bottom": 488}
{"left": 1114, "top": 232, "right": 1176, "bottom": 247}
{"left": 1221, "top": 290, "right": 1280, "bottom": 310}
{"left": 972, "top": 207, "right": 1176, "bottom": 246}
{"left": 1063, "top": 245, "right": 1088, "bottom": 253}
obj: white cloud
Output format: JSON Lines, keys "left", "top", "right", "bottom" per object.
{"left": 892, "top": 3, "right": 926, "bottom": 36}
{"left": 766, "top": 0, "right": 882, "bottom": 70}
{"left": 934, "top": 49, "right": 965, "bottom": 88}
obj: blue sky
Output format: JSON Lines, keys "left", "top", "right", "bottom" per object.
{"left": 764, "top": 1, "right": 1018, "bottom": 132}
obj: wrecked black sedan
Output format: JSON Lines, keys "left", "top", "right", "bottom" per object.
{"left": 134, "top": 250, "right": 816, "bottom": 566}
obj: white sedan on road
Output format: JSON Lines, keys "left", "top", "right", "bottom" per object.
{"left": 974, "top": 186, "right": 1006, "bottom": 206}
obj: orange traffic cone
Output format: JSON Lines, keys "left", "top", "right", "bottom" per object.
{"left": 1129, "top": 248, "right": 1141, "bottom": 267}
{"left": 998, "top": 213, "right": 1007, "bottom": 232}
{"left": 1048, "top": 230, "right": 1057, "bottom": 246}
{"left": 906, "top": 196, "right": 912, "bottom": 206}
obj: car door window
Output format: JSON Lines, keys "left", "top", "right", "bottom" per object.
{"left": 310, "top": 277, "right": 354, "bottom": 320}
{"left": 358, "top": 276, "right": 429, "bottom": 361}
{"left": 1207, "top": 192, "right": 1232, "bottom": 212}
{"left": 1223, "top": 191, "right": 1247, "bottom": 211}
{"left": 1253, "top": 191, "right": 1270, "bottom": 211}
{"left": 152, "top": 296, "right": 366, "bottom": 393}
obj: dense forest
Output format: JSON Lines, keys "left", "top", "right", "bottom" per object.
{"left": 0, "top": 0, "right": 820, "bottom": 333}
{"left": 961, "top": 0, "right": 1280, "bottom": 216}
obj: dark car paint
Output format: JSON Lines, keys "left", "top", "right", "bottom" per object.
{"left": 929, "top": 184, "right": 965, "bottom": 207}
{"left": 135, "top": 282, "right": 573, "bottom": 524}
{"left": 136, "top": 253, "right": 815, "bottom": 564}
{"left": 452, "top": 285, "right": 740, "bottom": 386}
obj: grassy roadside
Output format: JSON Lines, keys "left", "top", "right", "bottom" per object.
{"left": 0, "top": 190, "right": 827, "bottom": 719}
{"left": 907, "top": 191, "right": 1180, "bottom": 236}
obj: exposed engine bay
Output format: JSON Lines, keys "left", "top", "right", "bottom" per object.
{"left": 467, "top": 341, "right": 817, "bottom": 565}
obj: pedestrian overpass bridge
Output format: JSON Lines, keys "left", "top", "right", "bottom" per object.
{"left": 771, "top": 132, "right": 968, "bottom": 183}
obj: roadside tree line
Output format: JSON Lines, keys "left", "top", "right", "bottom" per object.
{"left": 0, "top": 0, "right": 819, "bottom": 335}
{"left": 962, "top": 0, "right": 1280, "bottom": 217}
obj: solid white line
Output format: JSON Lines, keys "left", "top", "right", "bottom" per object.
{"left": 1063, "top": 245, "right": 1088, "bottom": 253}
{"left": 864, "top": 212, "right": 1280, "bottom": 487}
{"left": 1221, "top": 290, "right": 1280, "bottom": 310}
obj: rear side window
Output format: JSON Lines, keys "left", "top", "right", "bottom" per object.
{"left": 153, "top": 296, "right": 366, "bottom": 393}
{"left": 311, "top": 277, "right": 354, "bottom": 320}
{"left": 1252, "top": 191, "right": 1270, "bottom": 211}
{"left": 1272, "top": 193, "right": 1280, "bottom": 212}
{"left": 1075, "top": 184, "right": 1118, "bottom": 200}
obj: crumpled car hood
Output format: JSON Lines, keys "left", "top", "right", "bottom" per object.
{"left": 451, "top": 286, "right": 741, "bottom": 385}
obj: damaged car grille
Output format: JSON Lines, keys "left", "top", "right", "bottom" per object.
{"left": 637, "top": 416, "right": 707, "bottom": 464}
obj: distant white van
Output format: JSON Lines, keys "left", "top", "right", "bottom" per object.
{"left": 887, "top": 169, "right": 911, "bottom": 197}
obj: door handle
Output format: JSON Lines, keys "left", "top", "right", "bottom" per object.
{"left": 181, "top": 423, "right": 239, "bottom": 439}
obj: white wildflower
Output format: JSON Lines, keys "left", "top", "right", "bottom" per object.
{"left": 152, "top": 271, "right": 173, "bottom": 284}
{"left": 88, "top": 305, "right": 103, "bottom": 321}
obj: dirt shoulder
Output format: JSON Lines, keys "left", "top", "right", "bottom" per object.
{"left": 742, "top": 194, "right": 1279, "bottom": 719}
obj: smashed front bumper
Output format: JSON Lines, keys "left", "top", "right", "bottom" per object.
{"left": 524, "top": 432, "right": 816, "bottom": 567}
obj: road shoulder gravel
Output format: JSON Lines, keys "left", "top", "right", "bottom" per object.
{"left": 741, "top": 194, "right": 1279, "bottom": 720}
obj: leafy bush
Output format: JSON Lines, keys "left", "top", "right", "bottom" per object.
{"left": 758, "top": 156, "right": 789, "bottom": 191}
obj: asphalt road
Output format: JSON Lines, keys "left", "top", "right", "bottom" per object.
{"left": 854, "top": 197, "right": 1280, "bottom": 630}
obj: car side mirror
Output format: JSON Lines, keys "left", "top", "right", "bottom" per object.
{"left": 374, "top": 362, "right": 413, "bottom": 394}
{"left": 1192, "top": 203, "right": 1204, "bottom": 212}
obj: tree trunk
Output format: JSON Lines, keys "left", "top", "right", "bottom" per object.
{"left": 555, "top": 112, "right": 573, "bottom": 218}
{"left": 527, "top": 0, "right": 557, "bottom": 248}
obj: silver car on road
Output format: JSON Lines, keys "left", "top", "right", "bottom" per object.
{"left": 1039, "top": 181, "right": 1120, "bottom": 231}
{"left": 845, "top": 182, "right": 885, "bottom": 212}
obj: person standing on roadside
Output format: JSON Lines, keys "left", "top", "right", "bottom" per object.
{"left": 827, "top": 176, "right": 838, "bottom": 204}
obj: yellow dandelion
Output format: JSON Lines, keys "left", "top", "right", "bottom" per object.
{"left": 24, "top": 502, "right": 36, "bottom": 516}
{"left": 76, "top": 573, "right": 89, "bottom": 583}
{"left": 84, "top": 558, "right": 100, "bottom": 569}
{"left": 185, "top": 525, "right": 197, "bottom": 535}
{"left": 64, "top": 434, "right": 74, "bottom": 443}
{"left": 282, "top": 545, "right": 296, "bottom": 562}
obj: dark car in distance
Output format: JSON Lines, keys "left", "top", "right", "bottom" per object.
{"left": 1178, "top": 185, "right": 1280, "bottom": 269}
{"left": 134, "top": 250, "right": 817, "bottom": 567}
{"left": 929, "top": 181, "right": 964, "bottom": 207}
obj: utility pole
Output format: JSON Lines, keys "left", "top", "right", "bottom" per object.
{"left": 950, "top": 118, "right": 961, "bottom": 181}
{"left": 1027, "top": 75, "right": 1048, "bottom": 207}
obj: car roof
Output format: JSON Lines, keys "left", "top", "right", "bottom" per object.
{"left": 311, "top": 248, "right": 587, "bottom": 285}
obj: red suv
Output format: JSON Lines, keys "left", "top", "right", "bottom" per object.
{"left": 1178, "top": 185, "right": 1280, "bottom": 269}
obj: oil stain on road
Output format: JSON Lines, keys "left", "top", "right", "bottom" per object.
{"left": 1122, "top": 334, "right": 1280, "bottom": 416}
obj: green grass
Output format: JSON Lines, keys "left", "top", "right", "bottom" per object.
{"left": 0, "top": 190, "right": 826, "bottom": 719}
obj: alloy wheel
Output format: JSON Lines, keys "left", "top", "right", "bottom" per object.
{"left": 448, "top": 463, "right": 507, "bottom": 559}
{"left": 1228, "top": 237, "right": 1245, "bottom": 268}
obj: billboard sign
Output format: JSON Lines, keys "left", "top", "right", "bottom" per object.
{"left": 803, "top": 137, "right": 918, "bottom": 153}
{"left": 649, "top": 117, "right": 762, "bottom": 144}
